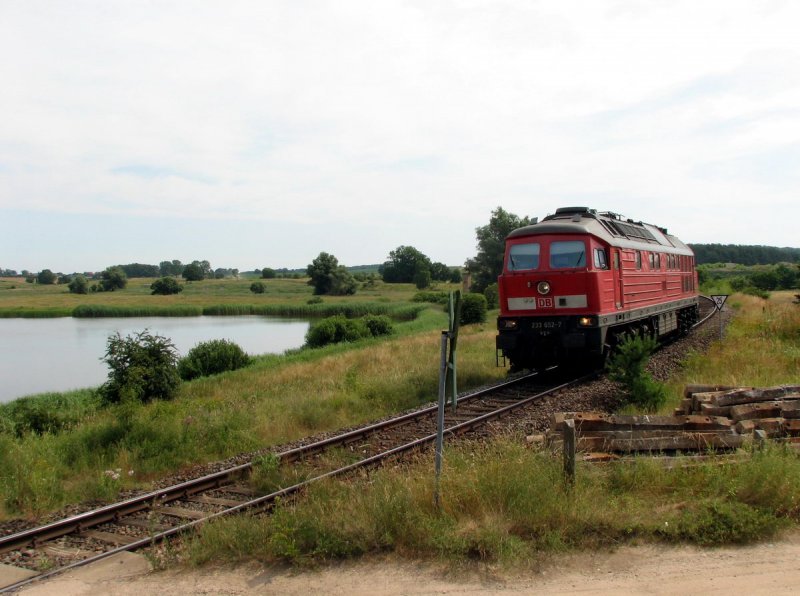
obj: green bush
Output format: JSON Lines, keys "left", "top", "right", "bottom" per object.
{"left": 412, "top": 291, "right": 448, "bottom": 305}
{"left": 178, "top": 339, "right": 252, "bottom": 381}
{"left": 307, "top": 296, "right": 323, "bottom": 305}
{"left": 68, "top": 275, "right": 89, "bottom": 295}
{"left": 100, "top": 330, "right": 181, "bottom": 404}
{"left": 460, "top": 293, "right": 487, "bottom": 324}
{"left": 150, "top": 277, "right": 184, "bottom": 295}
{"left": 742, "top": 286, "right": 770, "bottom": 299}
{"left": 362, "top": 314, "right": 393, "bottom": 337}
{"left": 606, "top": 333, "right": 666, "bottom": 412}
{"left": 305, "top": 316, "right": 368, "bottom": 348}
{"left": 483, "top": 283, "right": 499, "bottom": 310}
{"left": 304, "top": 314, "right": 393, "bottom": 348}
{"left": 250, "top": 281, "right": 266, "bottom": 294}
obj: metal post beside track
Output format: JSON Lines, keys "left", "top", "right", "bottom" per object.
{"left": 434, "top": 330, "right": 448, "bottom": 508}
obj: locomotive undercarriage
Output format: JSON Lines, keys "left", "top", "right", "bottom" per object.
{"left": 497, "top": 303, "right": 699, "bottom": 373}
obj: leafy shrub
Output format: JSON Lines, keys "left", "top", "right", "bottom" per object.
{"left": 100, "top": 330, "right": 181, "bottom": 404}
{"left": 483, "top": 283, "right": 499, "bottom": 310}
{"left": 250, "top": 281, "right": 266, "bottom": 294}
{"left": 304, "top": 314, "right": 393, "bottom": 348}
{"left": 362, "top": 314, "right": 393, "bottom": 337}
{"left": 413, "top": 268, "right": 431, "bottom": 290}
{"left": 99, "top": 266, "right": 128, "bottom": 291}
{"left": 412, "top": 291, "right": 448, "bottom": 305}
{"left": 178, "top": 339, "right": 252, "bottom": 380}
{"left": 68, "top": 275, "right": 89, "bottom": 295}
{"left": 742, "top": 286, "right": 770, "bottom": 299}
{"left": 305, "top": 316, "right": 368, "bottom": 348}
{"left": 150, "top": 277, "right": 184, "bottom": 295}
{"left": 261, "top": 268, "right": 276, "bottom": 279}
{"left": 606, "top": 333, "right": 666, "bottom": 412}
{"left": 307, "top": 296, "right": 323, "bottom": 305}
{"left": 460, "top": 293, "right": 488, "bottom": 324}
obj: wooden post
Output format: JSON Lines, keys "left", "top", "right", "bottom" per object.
{"left": 754, "top": 429, "right": 767, "bottom": 452}
{"left": 563, "top": 419, "right": 576, "bottom": 485}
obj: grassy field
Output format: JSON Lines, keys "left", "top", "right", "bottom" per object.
{"left": 0, "top": 299, "right": 505, "bottom": 517}
{"left": 183, "top": 291, "right": 800, "bottom": 566}
{"left": 2, "top": 285, "right": 798, "bottom": 567}
{"left": 0, "top": 276, "right": 451, "bottom": 317}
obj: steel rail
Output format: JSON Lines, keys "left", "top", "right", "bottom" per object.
{"left": 0, "top": 369, "right": 548, "bottom": 556}
{"left": 1, "top": 372, "right": 589, "bottom": 594}
{"left": 694, "top": 295, "right": 718, "bottom": 328}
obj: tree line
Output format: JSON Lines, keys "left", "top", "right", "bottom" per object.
{"left": 690, "top": 244, "right": 800, "bottom": 266}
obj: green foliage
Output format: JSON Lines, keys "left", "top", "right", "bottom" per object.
{"left": 306, "top": 252, "right": 357, "bottom": 296}
{"left": 413, "top": 268, "right": 431, "bottom": 290}
{"left": 305, "top": 314, "right": 394, "bottom": 348}
{"left": 460, "top": 293, "right": 487, "bottom": 324}
{"left": 68, "top": 275, "right": 89, "bottom": 295}
{"left": 742, "top": 286, "right": 770, "bottom": 299}
{"left": 380, "top": 246, "right": 431, "bottom": 283}
{"left": 412, "top": 291, "right": 449, "bottom": 305}
{"left": 182, "top": 262, "right": 205, "bottom": 281}
{"left": 119, "top": 263, "right": 160, "bottom": 277}
{"left": 361, "top": 314, "right": 393, "bottom": 337}
{"left": 307, "top": 296, "right": 323, "bottom": 305}
{"left": 178, "top": 339, "right": 252, "bottom": 381}
{"left": 668, "top": 501, "right": 780, "bottom": 546}
{"left": 606, "top": 334, "right": 666, "bottom": 412}
{"left": 483, "top": 282, "right": 499, "bottom": 309}
{"left": 690, "top": 243, "right": 800, "bottom": 266}
{"left": 150, "top": 277, "right": 184, "bottom": 295}
{"left": 159, "top": 260, "right": 184, "bottom": 277}
{"left": 99, "top": 266, "right": 128, "bottom": 291}
{"left": 100, "top": 330, "right": 181, "bottom": 404}
{"left": 261, "top": 268, "right": 276, "bottom": 279}
{"left": 250, "top": 281, "right": 266, "bottom": 294}
{"left": 37, "top": 269, "right": 57, "bottom": 285}
{"left": 465, "top": 206, "right": 532, "bottom": 292}
{"left": 429, "top": 262, "right": 451, "bottom": 282}
{"left": 0, "top": 390, "right": 102, "bottom": 437}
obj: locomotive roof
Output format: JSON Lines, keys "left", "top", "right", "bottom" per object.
{"left": 506, "top": 207, "right": 694, "bottom": 255}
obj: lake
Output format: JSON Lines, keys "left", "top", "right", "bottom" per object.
{"left": 0, "top": 316, "right": 309, "bottom": 403}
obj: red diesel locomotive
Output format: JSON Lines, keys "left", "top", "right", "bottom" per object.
{"left": 496, "top": 207, "right": 699, "bottom": 371}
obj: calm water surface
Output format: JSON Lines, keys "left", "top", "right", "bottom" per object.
{"left": 0, "top": 316, "right": 309, "bottom": 403}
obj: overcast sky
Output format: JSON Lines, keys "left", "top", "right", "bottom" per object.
{"left": 1, "top": 0, "right": 799, "bottom": 273}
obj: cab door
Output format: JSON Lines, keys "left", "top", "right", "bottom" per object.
{"left": 613, "top": 249, "right": 623, "bottom": 308}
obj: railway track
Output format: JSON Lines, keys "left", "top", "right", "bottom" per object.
{"left": 0, "top": 296, "right": 719, "bottom": 592}
{"left": 0, "top": 369, "right": 592, "bottom": 592}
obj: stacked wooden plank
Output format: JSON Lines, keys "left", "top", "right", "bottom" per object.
{"left": 546, "top": 384, "right": 800, "bottom": 459}
{"left": 547, "top": 412, "right": 742, "bottom": 458}
{"left": 678, "top": 384, "right": 800, "bottom": 439}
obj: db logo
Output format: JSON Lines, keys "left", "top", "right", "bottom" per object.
{"left": 537, "top": 297, "right": 553, "bottom": 308}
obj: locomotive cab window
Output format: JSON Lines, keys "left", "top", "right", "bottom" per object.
{"left": 635, "top": 251, "right": 642, "bottom": 270}
{"left": 593, "top": 248, "right": 608, "bottom": 270}
{"left": 550, "top": 241, "right": 586, "bottom": 269}
{"left": 507, "top": 243, "right": 540, "bottom": 271}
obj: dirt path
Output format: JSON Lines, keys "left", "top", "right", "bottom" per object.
{"left": 16, "top": 530, "right": 800, "bottom": 595}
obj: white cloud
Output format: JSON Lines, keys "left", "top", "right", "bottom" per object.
{"left": 1, "top": 0, "right": 799, "bottom": 271}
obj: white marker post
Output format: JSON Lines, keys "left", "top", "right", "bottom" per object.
{"left": 710, "top": 294, "right": 728, "bottom": 340}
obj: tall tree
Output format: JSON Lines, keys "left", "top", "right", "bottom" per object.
{"left": 99, "top": 266, "right": 128, "bottom": 291}
{"left": 306, "top": 252, "right": 357, "bottom": 295}
{"left": 379, "top": 245, "right": 431, "bottom": 283}
{"left": 465, "top": 207, "right": 532, "bottom": 292}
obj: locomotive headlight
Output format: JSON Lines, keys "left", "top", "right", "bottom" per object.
{"left": 537, "top": 281, "right": 551, "bottom": 295}
{"left": 578, "top": 316, "right": 595, "bottom": 327}
{"left": 498, "top": 319, "right": 518, "bottom": 330}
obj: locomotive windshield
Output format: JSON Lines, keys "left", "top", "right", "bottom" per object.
{"left": 507, "top": 243, "right": 540, "bottom": 271}
{"left": 550, "top": 241, "right": 586, "bottom": 269}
